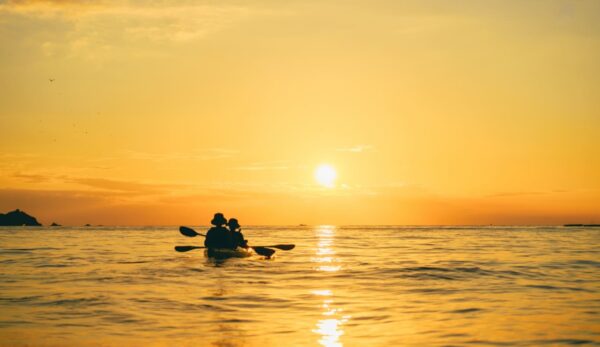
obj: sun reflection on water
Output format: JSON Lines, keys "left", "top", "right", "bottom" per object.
{"left": 311, "top": 226, "right": 350, "bottom": 347}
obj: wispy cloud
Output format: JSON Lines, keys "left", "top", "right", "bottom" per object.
{"left": 124, "top": 149, "right": 239, "bottom": 162}
{"left": 2, "top": 186, "right": 597, "bottom": 226}
{"left": 0, "top": 0, "right": 276, "bottom": 63}
{"left": 67, "top": 177, "right": 185, "bottom": 194}
{"left": 234, "top": 161, "right": 290, "bottom": 171}
{"left": 335, "top": 145, "right": 375, "bottom": 153}
{"left": 0, "top": 0, "right": 101, "bottom": 15}
{"left": 0, "top": 1, "right": 266, "bottom": 43}
{"left": 11, "top": 170, "right": 186, "bottom": 195}
{"left": 486, "top": 191, "right": 551, "bottom": 198}
{"left": 11, "top": 172, "right": 48, "bottom": 183}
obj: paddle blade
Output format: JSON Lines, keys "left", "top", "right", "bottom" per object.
{"left": 268, "top": 244, "right": 295, "bottom": 251}
{"left": 175, "top": 245, "right": 204, "bottom": 252}
{"left": 252, "top": 246, "right": 276, "bottom": 257}
{"left": 179, "top": 226, "right": 199, "bottom": 237}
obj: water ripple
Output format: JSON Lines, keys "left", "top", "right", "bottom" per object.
{"left": 0, "top": 226, "right": 598, "bottom": 346}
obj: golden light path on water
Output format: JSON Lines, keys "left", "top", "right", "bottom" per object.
{"left": 311, "top": 226, "right": 350, "bottom": 347}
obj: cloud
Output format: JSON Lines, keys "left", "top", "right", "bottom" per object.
{"left": 0, "top": 186, "right": 598, "bottom": 226}
{"left": 0, "top": 0, "right": 103, "bottom": 20}
{"left": 234, "top": 161, "right": 290, "bottom": 171}
{"left": 0, "top": 0, "right": 276, "bottom": 63}
{"left": 485, "top": 190, "right": 574, "bottom": 198}
{"left": 10, "top": 170, "right": 186, "bottom": 195}
{"left": 0, "top": 1, "right": 264, "bottom": 42}
{"left": 0, "top": 188, "right": 191, "bottom": 225}
{"left": 335, "top": 145, "right": 375, "bottom": 153}
{"left": 486, "top": 191, "right": 548, "bottom": 198}
{"left": 1, "top": 0, "right": 99, "bottom": 11}
{"left": 123, "top": 149, "right": 239, "bottom": 162}
{"left": 12, "top": 172, "right": 48, "bottom": 183}
{"left": 66, "top": 177, "right": 184, "bottom": 194}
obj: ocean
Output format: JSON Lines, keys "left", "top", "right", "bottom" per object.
{"left": 0, "top": 226, "right": 598, "bottom": 346}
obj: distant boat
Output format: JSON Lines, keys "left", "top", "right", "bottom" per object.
{"left": 564, "top": 224, "right": 600, "bottom": 227}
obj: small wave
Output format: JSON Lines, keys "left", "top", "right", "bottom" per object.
{"left": 220, "top": 318, "right": 257, "bottom": 323}
{"left": 572, "top": 260, "right": 600, "bottom": 267}
{"left": 0, "top": 320, "right": 33, "bottom": 328}
{"left": 0, "top": 249, "right": 33, "bottom": 254}
{"left": 406, "top": 287, "right": 459, "bottom": 295}
{"left": 0, "top": 259, "right": 18, "bottom": 264}
{"left": 202, "top": 296, "right": 228, "bottom": 301}
{"left": 0, "top": 295, "right": 43, "bottom": 304}
{"left": 449, "top": 308, "right": 483, "bottom": 314}
{"left": 524, "top": 284, "right": 590, "bottom": 292}
{"left": 98, "top": 313, "right": 149, "bottom": 325}
{"left": 438, "top": 332, "right": 470, "bottom": 338}
{"left": 0, "top": 247, "right": 61, "bottom": 254}
{"left": 400, "top": 273, "right": 458, "bottom": 280}
{"left": 36, "top": 263, "right": 70, "bottom": 268}
{"left": 388, "top": 265, "right": 500, "bottom": 281}
{"left": 40, "top": 297, "right": 109, "bottom": 307}
{"left": 461, "top": 339, "right": 516, "bottom": 346}
{"left": 399, "top": 266, "right": 486, "bottom": 273}
{"left": 54, "top": 323, "right": 94, "bottom": 328}
{"left": 115, "top": 260, "right": 152, "bottom": 264}
{"left": 528, "top": 338, "right": 597, "bottom": 345}
{"left": 351, "top": 314, "right": 391, "bottom": 321}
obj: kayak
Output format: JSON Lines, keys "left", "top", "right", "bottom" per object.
{"left": 205, "top": 247, "right": 254, "bottom": 259}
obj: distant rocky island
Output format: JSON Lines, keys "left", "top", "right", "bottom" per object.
{"left": 0, "top": 209, "right": 42, "bottom": 226}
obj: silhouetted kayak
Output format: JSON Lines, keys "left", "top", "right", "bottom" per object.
{"left": 206, "top": 247, "right": 254, "bottom": 259}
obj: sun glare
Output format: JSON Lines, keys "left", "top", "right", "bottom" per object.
{"left": 315, "top": 164, "right": 337, "bottom": 188}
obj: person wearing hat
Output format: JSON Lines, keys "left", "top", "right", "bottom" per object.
{"left": 204, "top": 213, "right": 235, "bottom": 249}
{"left": 227, "top": 218, "right": 248, "bottom": 249}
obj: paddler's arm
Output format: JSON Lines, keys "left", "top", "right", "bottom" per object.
{"left": 239, "top": 230, "right": 249, "bottom": 248}
{"left": 204, "top": 228, "right": 215, "bottom": 248}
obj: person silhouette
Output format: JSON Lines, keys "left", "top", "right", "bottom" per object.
{"left": 228, "top": 218, "right": 248, "bottom": 249}
{"left": 204, "top": 213, "right": 235, "bottom": 249}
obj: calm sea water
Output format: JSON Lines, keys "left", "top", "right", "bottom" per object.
{"left": 0, "top": 226, "right": 598, "bottom": 346}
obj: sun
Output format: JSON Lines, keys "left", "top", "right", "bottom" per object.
{"left": 315, "top": 164, "right": 337, "bottom": 188}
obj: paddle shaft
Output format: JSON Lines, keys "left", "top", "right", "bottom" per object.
{"left": 178, "top": 226, "right": 294, "bottom": 250}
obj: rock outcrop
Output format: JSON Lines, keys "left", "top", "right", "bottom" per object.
{"left": 0, "top": 209, "right": 42, "bottom": 226}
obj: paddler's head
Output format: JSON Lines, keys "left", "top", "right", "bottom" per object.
{"left": 211, "top": 213, "right": 227, "bottom": 226}
{"left": 228, "top": 218, "right": 240, "bottom": 231}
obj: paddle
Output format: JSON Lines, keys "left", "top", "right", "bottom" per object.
{"left": 174, "top": 245, "right": 276, "bottom": 257}
{"left": 178, "top": 226, "right": 295, "bottom": 251}
{"left": 179, "top": 226, "right": 206, "bottom": 237}
{"left": 175, "top": 245, "right": 204, "bottom": 252}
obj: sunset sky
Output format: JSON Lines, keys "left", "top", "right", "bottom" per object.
{"left": 1, "top": 0, "right": 599, "bottom": 225}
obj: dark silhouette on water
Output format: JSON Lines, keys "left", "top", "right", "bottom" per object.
{"left": 50, "top": 222, "right": 61, "bottom": 227}
{"left": 177, "top": 226, "right": 294, "bottom": 257}
{"left": 204, "top": 213, "right": 236, "bottom": 249}
{"left": 0, "top": 209, "right": 42, "bottom": 226}
{"left": 228, "top": 218, "right": 248, "bottom": 248}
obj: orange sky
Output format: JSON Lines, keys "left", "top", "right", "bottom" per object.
{"left": 1, "top": 0, "right": 599, "bottom": 225}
